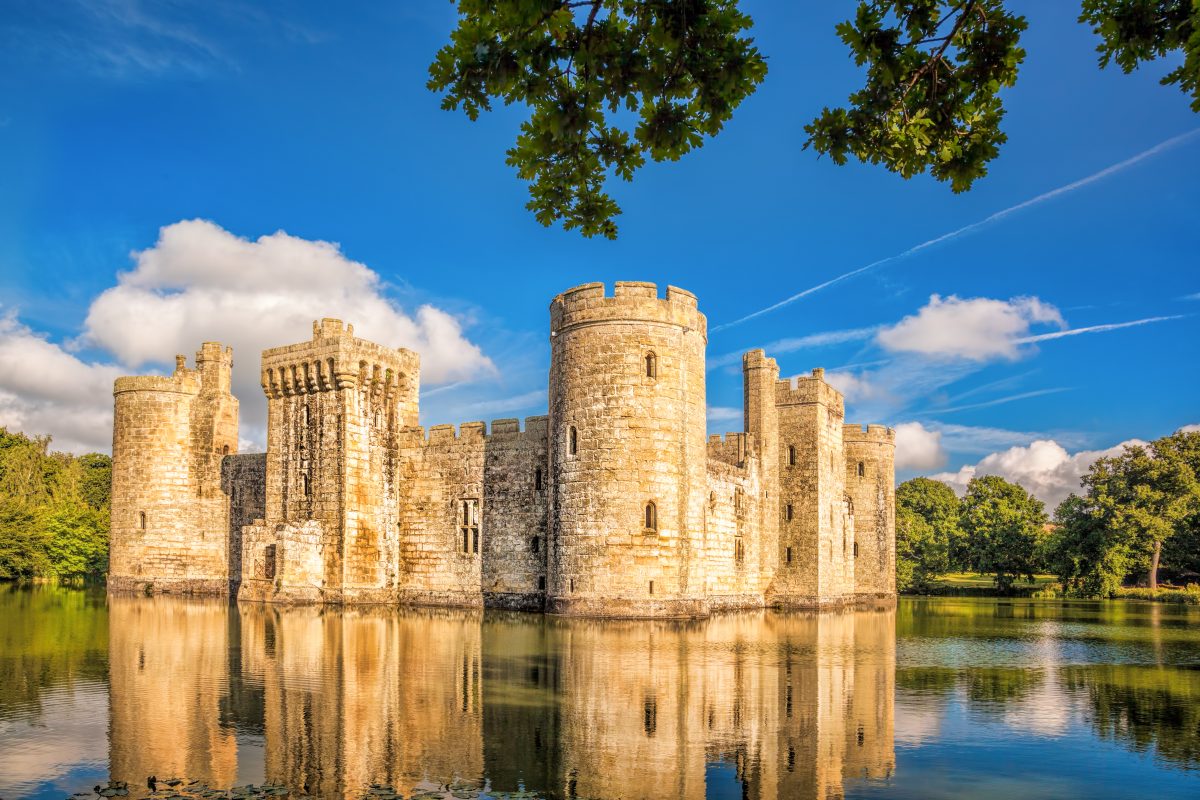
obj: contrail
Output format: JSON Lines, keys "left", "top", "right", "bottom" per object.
{"left": 916, "top": 387, "right": 1073, "bottom": 416}
{"left": 712, "top": 127, "right": 1200, "bottom": 334}
{"left": 1016, "top": 315, "right": 1186, "bottom": 344}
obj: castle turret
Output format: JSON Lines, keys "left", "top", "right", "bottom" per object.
{"left": 844, "top": 424, "right": 896, "bottom": 599}
{"left": 240, "top": 319, "right": 420, "bottom": 603}
{"left": 769, "top": 369, "right": 855, "bottom": 607}
{"left": 743, "top": 349, "right": 781, "bottom": 590}
{"left": 110, "top": 343, "right": 239, "bottom": 595}
{"left": 547, "top": 282, "right": 709, "bottom": 616}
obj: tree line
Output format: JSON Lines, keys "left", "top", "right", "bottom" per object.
{"left": 0, "top": 428, "right": 111, "bottom": 582}
{"left": 897, "top": 430, "right": 1200, "bottom": 596}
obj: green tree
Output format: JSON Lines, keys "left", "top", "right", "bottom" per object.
{"left": 1046, "top": 491, "right": 1138, "bottom": 597}
{"left": 428, "top": 0, "right": 767, "bottom": 239}
{"left": 897, "top": 476, "right": 965, "bottom": 569}
{"left": 433, "top": 2, "right": 1198, "bottom": 235}
{"left": 960, "top": 475, "right": 1047, "bottom": 593}
{"left": 896, "top": 504, "right": 945, "bottom": 590}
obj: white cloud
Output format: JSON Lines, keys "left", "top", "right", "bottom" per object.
{"left": 706, "top": 405, "right": 742, "bottom": 423}
{"left": 877, "top": 294, "right": 1065, "bottom": 361}
{"left": 1179, "top": 424, "right": 1200, "bottom": 433}
{"left": 894, "top": 422, "right": 947, "bottom": 471}
{"left": 0, "top": 220, "right": 495, "bottom": 452}
{"left": 930, "top": 438, "right": 1150, "bottom": 509}
{"left": 0, "top": 312, "right": 123, "bottom": 453}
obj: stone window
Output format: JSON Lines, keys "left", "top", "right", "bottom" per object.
{"left": 787, "top": 445, "right": 796, "bottom": 466}
{"left": 644, "top": 501, "right": 657, "bottom": 531}
{"left": 568, "top": 426, "right": 578, "bottom": 456}
{"left": 569, "top": 578, "right": 575, "bottom": 593}
{"left": 138, "top": 511, "right": 146, "bottom": 530}
{"left": 538, "top": 576, "right": 546, "bottom": 592}
{"left": 784, "top": 503, "right": 794, "bottom": 522}
{"left": 264, "top": 544, "right": 277, "bottom": 580}
{"left": 786, "top": 546, "right": 793, "bottom": 564}
{"left": 222, "top": 444, "right": 230, "bottom": 456}
{"left": 853, "top": 541, "right": 859, "bottom": 558}
{"left": 531, "top": 536, "right": 540, "bottom": 553}
{"left": 535, "top": 467, "right": 543, "bottom": 490}
{"left": 302, "top": 473, "right": 311, "bottom": 498}
{"left": 648, "top": 580, "right": 654, "bottom": 595}
{"left": 645, "top": 352, "right": 657, "bottom": 379}
{"left": 735, "top": 537, "right": 745, "bottom": 564}
{"left": 734, "top": 487, "right": 744, "bottom": 512}
{"left": 459, "top": 499, "right": 479, "bottom": 555}
{"left": 857, "top": 461, "right": 865, "bottom": 477}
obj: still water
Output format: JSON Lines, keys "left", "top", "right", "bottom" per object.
{"left": 2, "top": 588, "right": 1199, "bottom": 800}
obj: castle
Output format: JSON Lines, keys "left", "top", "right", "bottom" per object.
{"left": 109, "top": 282, "right": 896, "bottom": 616}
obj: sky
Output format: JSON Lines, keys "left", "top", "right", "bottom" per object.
{"left": 0, "top": 1, "right": 1196, "bottom": 510}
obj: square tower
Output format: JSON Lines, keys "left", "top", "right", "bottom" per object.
{"left": 769, "top": 369, "right": 855, "bottom": 606}
{"left": 241, "top": 319, "right": 419, "bottom": 603}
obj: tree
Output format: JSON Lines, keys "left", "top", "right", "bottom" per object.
{"left": 959, "top": 475, "right": 1047, "bottom": 593}
{"left": 432, "top": 1, "right": 1198, "bottom": 236}
{"left": 896, "top": 504, "right": 945, "bottom": 590}
{"left": 897, "top": 476, "right": 965, "bottom": 569}
{"left": 1046, "top": 492, "right": 1138, "bottom": 597}
{"left": 428, "top": 0, "right": 767, "bottom": 239}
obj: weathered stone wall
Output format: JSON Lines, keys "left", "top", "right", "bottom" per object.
{"left": 393, "top": 423, "right": 486, "bottom": 607}
{"left": 770, "top": 369, "right": 855, "bottom": 607}
{"left": 482, "top": 417, "right": 550, "bottom": 608}
{"left": 243, "top": 318, "right": 419, "bottom": 604}
{"left": 703, "top": 443, "right": 766, "bottom": 608}
{"left": 221, "top": 452, "right": 266, "bottom": 588}
{"left": 547, "top": 282, "right": 710, "bottom": 617}
{"left": 844, "top": 424, "right": 897, "bottom": 599}
{"left": 110, "top": 345, "right": 238, "bottom": 595}
{"left": 743, "top": 349, "right": 781, "bottom": 604}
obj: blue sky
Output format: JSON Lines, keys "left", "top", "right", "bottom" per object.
{"left": 0, "top": 1, "right": 1196, "bottom": 506}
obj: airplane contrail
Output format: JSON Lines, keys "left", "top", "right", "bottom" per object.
{"left": 1016, "top": 315, "right": 1186, "bottom": 343}
{"left": 711, "top": 127, "right": 1200, "bottom": 334}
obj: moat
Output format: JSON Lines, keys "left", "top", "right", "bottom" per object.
{"left": 2, "top": 588, "right": 1200, "bottom": 800}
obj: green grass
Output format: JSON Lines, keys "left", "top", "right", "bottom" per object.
{"left": 931, "top": 572, "right": 1058, "bottom": 590}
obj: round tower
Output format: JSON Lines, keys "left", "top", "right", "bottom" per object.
{"left": 110, "top": 345, "right": 237, "bottom": 595}
{"left": 547, "top": 281, "right": 709, "bottom": 617}
{"left": 843, "top": 424, "right": 896, "bottom": 600}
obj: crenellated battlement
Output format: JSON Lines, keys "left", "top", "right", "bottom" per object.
{"left": 549, "top": 281, "right": 706, "bottom": 340}
{"left": 707, "top": 431, "right": 753, "bottom": 468}
{"left": 843, "top": 423, "right": 896, "bottom": 444}
{"left": 742, "top": 348, "right": 778, "bottom": 372}
{"left": 260, "top": 320, "right": 419, "bottom": 399}
{"left": 774, "top": 368, "right": 845, "bottom": 413}
{"left": 396, "top": 416, "right": 551, "bottom": 449}
{"left": 113, "top": 372, "right": 201, "bottom": 396}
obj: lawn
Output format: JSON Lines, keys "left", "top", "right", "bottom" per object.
{"left": 931, "top": 572, "right": 1059, "bottom": 590}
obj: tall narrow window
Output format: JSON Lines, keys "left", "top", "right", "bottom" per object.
{"left": 786, "top": 546, "right": 793, "bottom": 564}
{"left": 538, "top": 576, "right": 546, "bottom": 592}
{"left": 531, "top": 536, "right": 540, "bottom": 553}
{"left": 264, "top": 544, "right": 277, "bottom": 580}
{"left": 645, "top": 352, "right": 657, "bottom": 379}
{"left": 535, "top": 467, "right": 543, "bottom": 490}
{"left": 569, "top": 426, "right": 578, "bottom": 456}
{"left": 648, "top": 580, "right": 654, "bottom": 595}
{"left": 857, "top": 461, "right": 865, "bottom": 477}
{"left": 222, "top": 444, "right": 230, "bottom": 456}
{"left": 735, "top": 538, "right": 745, "bottom": 563}
{"left": 734, "top": 488, "right": 744, "bottom": 512}
{"left": 788, "top": 445, "right": 796, "bottom": 466}
{"left": 302, "top": 473, "right": 311, "bottom": 498}
{"left": 853, "top": 542, "right": 859, "bottom": 558}
{"left": 644, "top": 501, "right": 657, "bottom": 531}
{"left": 459, "top": 499, "right": 479, "bottom": 556}
{"left": 785, "top": 503, "right": 794, "bottom": 522}
{"left": 138, "top": 511, "right": 146, "bottom": 530}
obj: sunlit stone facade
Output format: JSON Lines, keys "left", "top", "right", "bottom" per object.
{"left": 109, "top": 282, "right": 895, "bottom": 615}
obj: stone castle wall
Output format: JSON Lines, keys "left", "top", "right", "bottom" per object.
{"left": 110, "top": 282, "right": 895, "bottom": 616}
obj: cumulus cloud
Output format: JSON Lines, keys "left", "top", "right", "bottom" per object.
{"left": 1180, "top": 424, "right": 1200, "bottom": 433}
{"left": 706, "top": 406, "right": 742, "bottom": 424}
{"left": 894, "top": 421, "right": 947, "bottom": 471}
{"left": 0, "top": 220, "right": 495, "bottom": 452}
{"left": 877, "top": 294, "right": 1065, "bottom": 361}
{"left": 930, "top": 438, "right": 1149, "bottom": 509}
{"left": 0, "top": 312, "right": 123, "bottom": 453}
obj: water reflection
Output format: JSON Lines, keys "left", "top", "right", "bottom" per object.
{"left": 108, "top": 601, "right": 896, "bottom": 799}
{"left": 6, "top": 590, "right": 1200, "bottom": 798}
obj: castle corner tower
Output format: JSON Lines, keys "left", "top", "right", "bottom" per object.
{"left": 547, "top": 282, "right": 710, "bottom": 617}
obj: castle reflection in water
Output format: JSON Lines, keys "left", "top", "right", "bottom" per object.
{"left": 106, "top": 597, "right": 895, "bottom": 799}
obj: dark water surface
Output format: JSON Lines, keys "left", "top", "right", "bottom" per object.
{"left": 2, "top": 588, "right": 1200, "bottom": 799}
